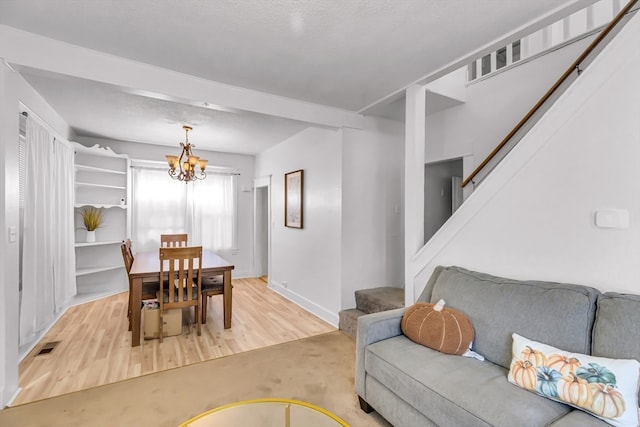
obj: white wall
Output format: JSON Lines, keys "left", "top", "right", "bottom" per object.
{"left": 411, "top": 12, "right": 640, "bottom": 302}
{"left": 425, "top": 32, "right": 595, "bottom": 168}
{"left": 255, "top": 126, "right": 343, "bottom": 325}
{"left": 341, "top": 116, "right": 404, "bottom": 309}
{"left": 255, "top": 117, "right": 404, "bottom": 322}
{"left": 77, "top": 137, "right": 256, "bottom": 278}
{"left": 0, "top": 62, "right": 73, "bottom": 407}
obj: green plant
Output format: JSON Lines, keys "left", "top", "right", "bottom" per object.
{"left": 81, "top": 207, "right": 104, "bottom": 231}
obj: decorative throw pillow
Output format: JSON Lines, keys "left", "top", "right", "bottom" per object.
{"left": 401, "top": 299, "right": 474, "bottom": 355}
{"left": 508, "top": 333, "right": 640, "bottom": 427}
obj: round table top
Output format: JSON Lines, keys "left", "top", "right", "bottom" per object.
{"left": 179, "top": 398, "right": 349, "bottom": 427}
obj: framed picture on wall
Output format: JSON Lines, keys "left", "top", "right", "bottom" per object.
{"left": 285, "top": 169, "right": 304, "bottom": 228}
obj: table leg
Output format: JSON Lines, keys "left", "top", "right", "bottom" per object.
{"left": 131, "top": 277, "right": 142, "bottom": 347}
{"left": 223, "top": 270, "right": 232, "bottom": 329}
{"left": 128, "top": 278, "right": 133, "bottom": 331}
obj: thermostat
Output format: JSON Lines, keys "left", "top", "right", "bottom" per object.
{"left": 595, "top": 209, "right": 629, "bottom": 229}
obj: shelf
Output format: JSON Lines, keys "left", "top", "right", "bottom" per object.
{"left": 75, "top": 240, "right": 122, "bottom": 248}
{"left": 75, "top": 203, "right": 127, "bottom": 209}
{"left": 76, "top": 265, "right": 123, "bottom": 276}
{"left": 73, "top": 142, "right": 129, "bottom": 296}
{"left": 75, "top": 164, "right": 126, "bottom": 175}
{"left": 75, "top": 181, "right": 126, "bottom": 190}
{"left": 69, "top": 289, "right": 126, "bottom": 307}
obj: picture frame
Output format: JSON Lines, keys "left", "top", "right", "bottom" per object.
{"left": 284, "top": 169, "right": 304, "bottom": 228}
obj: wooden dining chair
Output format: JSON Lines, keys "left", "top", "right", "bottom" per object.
{"left": 121, "top": 239, "right": 160, "bottom": 331}
{"left": 158, "top": 246, "right": 202, "bottom": 342}
{"left": 160, "top": 233, "right": 188, "bottom": 248}
{"left": 200, "top": 275, "right": 225, "bottom": 324}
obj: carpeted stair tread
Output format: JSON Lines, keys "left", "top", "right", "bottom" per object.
{"left": 338, "top": 308, "right": 365, "bottom": 339}
{"left": 355, "top": 287, "right": 404, "bottom": 314}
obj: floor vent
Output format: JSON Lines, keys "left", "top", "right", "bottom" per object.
{"left": 36, "top": 341, "right": 60, "bottom": 356}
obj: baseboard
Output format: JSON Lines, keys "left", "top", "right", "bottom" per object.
{"left": 18, "top": 303, "right": 74, "bottom": 362}
{"left": 230, "top": 269, "right": 253, "bottom": 279}
{"left": 1, "top": 385, "right": 21, "bottom": 408}
{"left": 269, "top": 281, "right": 339, "bottom": 327}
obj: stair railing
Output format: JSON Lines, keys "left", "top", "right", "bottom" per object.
{"left": 461, "top": 0, "right": 639, "bottom": 189}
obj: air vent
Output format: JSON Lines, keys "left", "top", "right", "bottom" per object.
{"left": 36, "top": 341, "right": 60, "bottom": 356}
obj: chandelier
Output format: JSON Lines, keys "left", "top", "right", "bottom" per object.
{"left": 165, "top": 125, "right": 208, "bottom": 183}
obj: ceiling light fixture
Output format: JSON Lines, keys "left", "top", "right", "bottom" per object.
{"left": 165, "top": 125, "right": 208, "bottom": 183}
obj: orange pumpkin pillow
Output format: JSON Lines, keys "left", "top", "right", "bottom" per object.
{"left": 401, "top": 299, "right": 474, "bottom": 355}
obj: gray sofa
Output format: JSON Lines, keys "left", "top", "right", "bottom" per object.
{"left": 355, "top": 266, "right": 640, "bottom": 427}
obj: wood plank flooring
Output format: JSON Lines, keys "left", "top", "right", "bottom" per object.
{"left": 13, "top": 278, "right": 335, "bottom": 405}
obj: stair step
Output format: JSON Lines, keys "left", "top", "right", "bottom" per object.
{"left": 338, "top": 308, "right": 365, "bottom": 339}
{"left": 338, "top": 287, "right": 405, "bottom": 339}
{"left": 355, "top": 287, "right": 404, "bottom": 314}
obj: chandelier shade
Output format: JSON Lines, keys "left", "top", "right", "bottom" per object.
{"left": 166, "top": 125, "right": 208, "bottom": 183}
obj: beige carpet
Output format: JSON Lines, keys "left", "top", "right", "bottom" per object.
{"left": 1, "top": 331, "right": 390, "bottom": 427}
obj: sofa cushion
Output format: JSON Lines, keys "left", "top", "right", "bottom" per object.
{"left": 592, "top": 293, "right": 640, "bottom": 361}
{"left": 549, "top": 409, "right": 614, "bottom": 427}
{"left": 426, "top": 266, "right": 600, "bottom": 369}
{"left": 365, "top": 335, "right": 572, "bottom": 427}
{"left": 592, "top": 292, "right": 640, "bottom": 409}
{"left": 508, "top": 333, "right": 640, "bottom": 427}
{"left": 365, "top": 377, "right": 439, "bottom": 427}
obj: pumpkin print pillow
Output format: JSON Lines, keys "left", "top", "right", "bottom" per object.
{"left": 508, "top": 333, "right": 640, "bottom": 427}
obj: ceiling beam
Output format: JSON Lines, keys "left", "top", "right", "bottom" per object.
{"left": 0, "top": 25, "right": 363, "bottom": 130}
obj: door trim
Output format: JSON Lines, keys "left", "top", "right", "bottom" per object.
{"left": 253, "top": 176, "right": 271, "bottom": 280}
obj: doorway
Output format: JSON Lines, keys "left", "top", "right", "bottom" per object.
{"left": 424, "top": 158, "right": 463, "bottom": 242}
{"left": 253, "top": 177, "right": 271, "bottom": 282}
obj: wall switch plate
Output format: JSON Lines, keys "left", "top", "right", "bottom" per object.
{"left": 595, "top": 209, "right": 629, "bottom": 229}
{"left": 8, "top": 226, "right": 17, "bottom": 243}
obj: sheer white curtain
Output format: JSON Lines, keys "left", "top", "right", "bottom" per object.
{"left": 132, "top": 165, "right": 236, "bottom": 252}
{"left": 132, "top": 167, "right": 188, "bottom": 252}
{"left": 52, "top": 141, "right": 77, "bottom": 307}
{"left": 189, "top": 174, "right": 235, "bottom": 250}
{"left": 20, "top": 117, "right": 76, "bottom": 345}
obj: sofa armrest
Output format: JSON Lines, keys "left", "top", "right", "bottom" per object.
{"left": 355, "top": 308, "right": 406, "bottom": 397}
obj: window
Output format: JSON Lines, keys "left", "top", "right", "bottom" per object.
{"left": 496, "top": 46, "right": 507, "bottom": 70}
{"left": 468, "top": 61, "right": 477, "bottom": 81}
{"left": 481, "top": 54, "right": 491, "bottom": 76}
{"left": 19, "top": 113, "right": 26, "bottom": 293}
{"left": 512, "top": 40, "right": 521, "bottom": 62}
{"left": 132, "top": 166, "right": 237, "bottom": 252}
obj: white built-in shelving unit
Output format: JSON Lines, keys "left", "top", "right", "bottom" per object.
{"left": 73, "top": 142, "right": 131, "bottom": 299}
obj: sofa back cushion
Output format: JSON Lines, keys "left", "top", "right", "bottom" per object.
{"left": 425, "top": 266, "right": 600, "bottom": 369}
{"left": 592, "top": 292, "right": 640, "bottom": 407}
{"left": 592, "top": 292, "right": 640, "bottom": 360}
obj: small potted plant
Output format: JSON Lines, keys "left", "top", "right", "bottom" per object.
{"left": 81, "top": 207, "right": 104, "bottom": 242}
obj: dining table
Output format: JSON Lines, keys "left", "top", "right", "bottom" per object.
{"left": 128, "top": 249, "right": 235, "bottom": 347}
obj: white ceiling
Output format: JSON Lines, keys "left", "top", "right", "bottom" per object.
{"left": 0, "top": 0, "right": 594, "bottom": 154}
{"left": 14, "top": 65, "right": 313, "bottom": 154}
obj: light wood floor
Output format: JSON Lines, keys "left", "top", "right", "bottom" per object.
{"left": 13, "top": 278, "right": 335, "bottom": 406}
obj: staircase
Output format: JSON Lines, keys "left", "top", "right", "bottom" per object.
{"left": 338, "top": 287, "right": 404, "bottom": 339}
